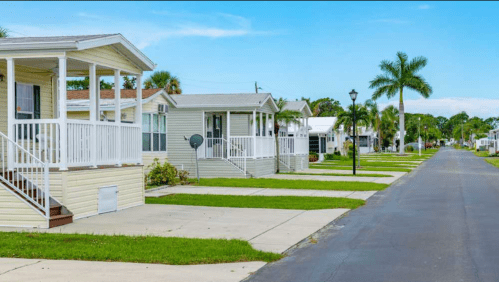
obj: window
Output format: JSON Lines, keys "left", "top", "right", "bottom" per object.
{"left": 142, "top": 113, "right": 167, "bottom": 152}
{"left": 327, "top": 132, "right": 335, "bottom": 142}
{"left": 16, "top": 83, "right": 40, "bottom": 139}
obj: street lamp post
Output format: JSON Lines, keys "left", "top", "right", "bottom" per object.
{"left": 418, "top": 117, "right": 421, "bottom": 156}
{"left": 424, "top": 125, "right": 428, "bottom": 151}
{"left": 349, "top": 89, "right": 358, "bottom": 175}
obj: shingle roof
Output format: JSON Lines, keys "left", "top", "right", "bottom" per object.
{"left": 67, "top": 89, "right": 164, "bottom": 100}
{"left": 0, "top": 34, "right": 118, "bottom": 44}
{"left": 283, "top": 101, "right": 307, "bottom": 112}
{"left": 170, "top": 93, "right": 274, "bottom": 108}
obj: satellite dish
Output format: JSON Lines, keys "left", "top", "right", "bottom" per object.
{"left": 189, "top": 134, "right": 204, "bottom": 149}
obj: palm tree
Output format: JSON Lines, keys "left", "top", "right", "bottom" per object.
{"left": 380, "top": 105, "right": 399, "bottom": 150}
{"left": 273, "top": 98, "right": 303, "bottom": 173}
{"left": 334, "top": 104, "right": 370, "bottom": 167}
{"left": 369, "top": 52, "right": 432, "bottom": 155}
{"left": 365, "top": 99, "right": 381, "bottom": 152}
{"left": 0, "top": 27, "right": 9, "bottom": 38}
{"left": 144, "top": 71, "right": 182, "bottom": 94}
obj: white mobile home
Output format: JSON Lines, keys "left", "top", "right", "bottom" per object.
{"left": 307, "top": 117, "right": 347, "bottom": 160}
{"left": 164, "top": 93, "right": 278, "bottom": 178}
{"left": 277, "top": 101, "right": 311, "bottom": 171}
{"left": 489, "top": 128, "right": 499, "bottom": 154}
{"left": 0, "top": 34, "right": 154, "bottom": 228}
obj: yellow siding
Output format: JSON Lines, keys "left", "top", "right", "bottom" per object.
{"left": 0, "top": 185, "right": 47, "bottom": 228}
{"left": 143, "top": 152, "right": 169, "bottom": 174}
{"left": 68, "top": 107, "right": 135, "bottom": 122}
{"left": 67, "top": 46, "right": 142, "bottom": 74}
{"left": 143, "top": 94, "right": 170, "bottom": 113}
{"left": 0, "top": 62, "right": 54, "bottom": 133}
{"left": 63, "top": 166, "right": 144, "bottom": 219}
{"left": 68, "top": 112, "right": 90, "bottom": 120}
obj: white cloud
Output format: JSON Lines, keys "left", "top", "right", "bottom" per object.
{"left": 379, "top": 97, "right": 499, "bottom": 118}
{"left": 6, "top": 11, "right": 271, "bottom": 50}
{"left": 418, "top": 4, "right": 431, "bottom": 10}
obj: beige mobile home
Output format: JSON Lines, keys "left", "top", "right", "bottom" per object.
{"left": 0, "top": 34, "right": 155, "bottom": 228}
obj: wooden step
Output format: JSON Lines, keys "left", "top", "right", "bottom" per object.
{"left": 49, "top": 214, "right": 73, "bottom": 228}
{"left": 50, "top": 205, "right": 62, "bottom": 216}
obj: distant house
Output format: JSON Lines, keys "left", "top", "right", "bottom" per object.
{"left": 278, "top": 101, "right": 312, "bottom": 171}
{"left": 489, "top": 128, "right": 499, "bottom": 154}
{"left": 307, "top": 117, "right": 347, "bottom": 160}
{"left": 350, "top": 127, "right": 376, "bottom": 154}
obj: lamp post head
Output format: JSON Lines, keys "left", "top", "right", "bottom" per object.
{"left": 349, "top": 89, "right": 358, "bottom": 101}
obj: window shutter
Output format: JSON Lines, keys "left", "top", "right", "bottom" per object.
{"left": 34, "top": 85, "right": 41, "bottom": 119}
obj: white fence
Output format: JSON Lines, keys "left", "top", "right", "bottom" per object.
{"left": 13, "top": 119, "right": 141, "bottom": 168}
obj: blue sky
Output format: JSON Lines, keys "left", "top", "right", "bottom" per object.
{"left": 2, "top": 1, "right": 499, "bottom": 118}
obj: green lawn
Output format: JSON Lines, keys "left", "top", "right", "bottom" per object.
{"left": 310, "top": 165, "right": 412, "bottom": 172}
{"left": 0, "top": 232, "right": 282, "bottom": 265}
{"left": 484, "top": 158, "right": 499, "bottom": 168}
{"left": 147, "top": 194, "right": 365, "bottom": 210}
{"left": 474, "top": 151, "right": 490, "bottom": 157}
{"left": 194, "top": 178, "right": 388, "bottom": 191}
{"left": 316, "top": 160, "right": 418, "bottom": 168}
{"left": 280, "top": 172, "right": 392, "bottom": 177}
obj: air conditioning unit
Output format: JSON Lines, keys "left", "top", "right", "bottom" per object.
{"left": 158, "top": 104, "right": 169, "bottom": 114}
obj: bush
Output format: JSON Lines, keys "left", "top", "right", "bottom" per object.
{"left": 406, "top": 145, "right": 414, "bottom": 152}
{"left": 178, "top": 170, "right": 190, "bottom": 185}
{"left": 347, "top": 144, "right": 356, "bottom": 159}
{"left": 334, "top": 151, "right": 341, "bottom": 156}
{"left": 146, "top": 158, "right": 178, "bottom": 186}
{"left": 324, "top": 153, "right": 335, "bottom": 160}
{"left": 453, "top": 144, "right": 461, "bottom": 149}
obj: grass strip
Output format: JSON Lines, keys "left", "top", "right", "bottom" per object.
{"left": 474, "top": 151, "right": 489, "bottom": 157}
{"left": 280, "top": 172, "right": 392, "bottom": 177}
{"left": 0, "top": 232, "right": 282, "bottom": 265}
{"left": 484, "top": 158, "right": 499, "bottom": 168}
{"left": 147, "top": 194, "right": 365, "bottom": 210}
{"left": 194, "top": 178, "right": 388, "bottom": 191}
{"left": 310, "top": 165, "right": 412, "bottom": 172}
{"left": 315, "top": 161, "right": 418, "bottom": 168}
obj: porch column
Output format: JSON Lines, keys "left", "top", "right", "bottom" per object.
{"left": 6, "top": 58, "right": 15, "bottom": 170}
{"left": 58, "top": 57, "right": 68, "bottom": 170}
{"left": 96, "top": 76, "right": 101, "bottom": 120}
{"left": 252, "top": 110, "right": 257, "bottom": 159}
{"left": 266, "top": 113, "right": 269, "bottom": 137}
{"left": 259, "top": 112, "right": 263, "bottom": 137}
{"left": 271, "top": 114, "right": 274, "bottom": 137}
{"left": 114, "top": 69, "right": 122, "bottom": 166}
{"left": 89, "top": 63, "right": 97, "bottom": 168}
{"left": 226, "top": 111, "right": 230, "bottom": 159}
{"left": 136, "top": 74, "right": 142, "bottom": 165}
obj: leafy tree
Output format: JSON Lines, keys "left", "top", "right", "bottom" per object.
{"left": 380, "top": 105, "right": 399, "bottom": 149}
{"left": 144, "top": 71, "right": 182, "bottom": 94}
{"left": 369, "top": 52, "right": 432, "bottom": 155}
{"left": 273, "top": 98, "right": 303, "bottom": 173}
{"left": 309, "top": 97, "right": 343, "bottom": 117}
{"left": 0, "top": 26, "right": 8, "bottom": 38}
{"left": 67, "top": 77, "right": 113, "bottom": 90}
{"left": 334, "top": 104, "right": 370, "bottom": 166}
{"left": 122, "top": 76, "right": 136, "bottom": 89}
{"left": 365, "top": 99, "right": 382, "bottom": 151}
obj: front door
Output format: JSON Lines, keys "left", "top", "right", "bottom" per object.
{"left": 205, "top": 114, "right": 223, "bottom": 158}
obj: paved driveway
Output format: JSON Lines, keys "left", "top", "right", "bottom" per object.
{"left": 0, "top": 204, "right": 348, "bottom": 253}
{"left": 246, "top": 148, "right": 499, "bottom": 282}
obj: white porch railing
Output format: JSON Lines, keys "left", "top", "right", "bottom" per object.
{"left": 278, "top": 137, "right": 309, "bottom": 155}
{"left": 201, "top": 137, "right": 247, "bottom": 175}
{"left": 13, "top": 119, "right": 141, "bottom": 168}
{"left": 0, "top": 131, "right": 50, "bottom": 219}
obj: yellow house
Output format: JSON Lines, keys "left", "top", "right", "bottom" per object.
{"left": 67, "top": 88, "right": 170, "bottom": 170}
{"left": 0, "top": 34, "right": 155, "bottom": 228}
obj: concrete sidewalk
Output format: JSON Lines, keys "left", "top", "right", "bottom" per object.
{"left": 146, "top": 186, "right": 377, "bottom": 200}
{"left": 0, "top": 205, "right": 349, "bottom": 253}
{"left": 263, "top": 171, "right": 404, "bottom": 184}
{"left": 0, "top": 258, "right": 265, "bottom": 282}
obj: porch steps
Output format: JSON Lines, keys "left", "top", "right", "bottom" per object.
{"left": 198, "top": 159, "right": 251, "bottom": 178}
{"left": 0, "top": 171, "right": 73, "bottom": 228}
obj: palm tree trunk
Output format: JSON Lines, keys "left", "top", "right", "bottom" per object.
{"left": 275, "top": 134, "right": 280, "bottom": 173}
{"left": 399, "top": 89, "right": 405, "bottom": 155}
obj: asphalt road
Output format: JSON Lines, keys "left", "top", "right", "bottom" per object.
{"left": 246, "top": 148, "right": 499, "bottom": 282}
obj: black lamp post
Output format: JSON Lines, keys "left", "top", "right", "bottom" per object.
{"left": 349, "top": 89, "right": 358, "bottom": 175}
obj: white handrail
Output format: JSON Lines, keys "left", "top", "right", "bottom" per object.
{"left": 0, "top": 130, "right": 50, "bottom": 219}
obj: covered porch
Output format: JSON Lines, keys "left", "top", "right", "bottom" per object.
{"left": 3, "top": 56, "right": 144, "bottom": 170}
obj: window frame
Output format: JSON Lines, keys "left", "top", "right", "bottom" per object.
{"left": 142, "top": 112, "right": 167, "bottom": 152}
{"left": 16, "top": 82, "right": 35, "bottom": 117}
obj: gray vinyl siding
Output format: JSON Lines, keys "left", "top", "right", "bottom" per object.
{"left": 290, "top": 155, "right": 309, "bottom": 171}
{"left": 166, "top": 109, "right": 203, "bottom": 174}
{"left": 197, "top": 159, "right": 248, "bottom": 178}
{"left": 250, "top": 158, "right": 276, "bottom": 177}
{"left": 230, "top": 114, "right": 250, "bottom": 136}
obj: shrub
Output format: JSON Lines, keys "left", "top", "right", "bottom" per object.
{"left": 334, "top": 151, "right": 341, "bottom": 156}
{"left": 309, "top": 154, "right": 318, "bottom": 162}
{"left": 324, "top": 153, "right": 335, "bottom": 160}
{"left": 406, "top": 145, "right": 414, "bottom": 152}
{"left": 347, "top": 144, "right": 356, "bottom": 159}
{"left": 178, "top": 170, "right": 190, "bottom": 185}
{"left": 147, "top": 158, "right": 178, "bottom": 186}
